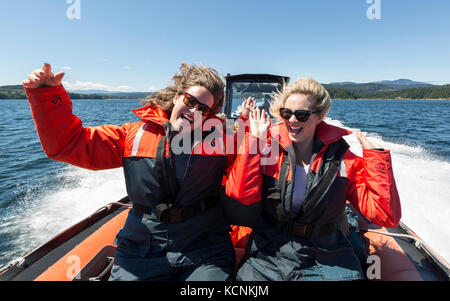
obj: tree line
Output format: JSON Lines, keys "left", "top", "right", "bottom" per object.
{"left": 325, "top": 84, "right": 450, "bottom": 100}
{"left": 0, "top": 85, "right": 150, "bottom": 100}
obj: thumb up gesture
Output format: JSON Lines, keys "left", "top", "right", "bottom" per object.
{"left": 22, "top": 63, "right": 65, "bottom": 89}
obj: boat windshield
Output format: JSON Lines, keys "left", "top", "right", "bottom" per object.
{"left": 228, "top": 81, "right": 283, "bottom": 118}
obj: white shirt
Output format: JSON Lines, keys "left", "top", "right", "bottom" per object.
{"left": 292, "top": 164, "right": 309, "bottom": 213}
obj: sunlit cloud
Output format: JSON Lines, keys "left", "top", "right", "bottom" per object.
{"left": 55, "top": 66, "right": 73, "bottom": 71}
{"left": 62, "top": 80, "right": 136, "bottom": 92}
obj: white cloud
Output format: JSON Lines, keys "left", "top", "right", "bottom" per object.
{"left": 62, "top": 80, "right": 136, "bottom": 92}
{"left": 147, "top": 87, "right": 157, "bottom": 92}
{"left": 55, "top": 66, "right": 72, "bottom": 71}
{"left": 122, "top": 66, "right": 131, "bottom": 70}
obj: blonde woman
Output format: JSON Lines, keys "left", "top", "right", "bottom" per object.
{"left": 232, "top": 78, "right": 401, "bottom": 281}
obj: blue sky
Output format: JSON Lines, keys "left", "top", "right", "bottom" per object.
{"left": 1, "top": 0, "right": 449, "bottom": 91}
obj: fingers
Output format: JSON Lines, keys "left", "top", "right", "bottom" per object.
{"left": 22, "top": 79, "right": 32, "bottom": 88}
{"left": 250, "top": 107, "right": 258, "bottom": 120}
{"left": 355, "top": 130, "right": 366, "bottom": 142}
{"left": 244, "top": 97, "right": 256, "bottom": 108}
{"left": 354, "top": 130, "right": 376, "bottom": 149}
{"left": 249, "top": 98, "right": 256, "bottom": 110}
{"left": 52, "top": 72, "right": 65, "bottom": 86}
{"left": 266, "top": 110, "right": 272, "bottom": 124}
{"left": 24, "top": 72, "right": 41, "bottom": 88}
{"left": 22, "top": 63, "right": 62, "bottom": 89}
{"left": 32, "top": 69, "right": 45, "bottom": 79}
{"left": 249, "top": 107, "right": 271, "bottom": 123}
{"left": 28, "top": 73, "right": 39, "bottom": 81}
{"left": 42, "top": 63, "right": 52, "bottom": 75}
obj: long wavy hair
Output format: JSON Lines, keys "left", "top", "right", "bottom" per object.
{"left": 141, "top": 63, "right": 225, "bottom": 116}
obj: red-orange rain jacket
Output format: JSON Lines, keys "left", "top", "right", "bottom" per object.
{"left": 229, "top": 121, "right": 402, "bottom": 248}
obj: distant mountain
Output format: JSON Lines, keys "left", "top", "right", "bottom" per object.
{"left": 0, "top": 85, "right": 154, "bottom": 99}
{"left": 373, "top": 79, "right": 434, "bottom": 89}
{"left": 324, "top": 83, "right": 396, "bottom": 95}
{"left": 68, "top": 90, "right": 153, "bottom": 99}
{"left": 327, "top": 81, "right": 358, "bottom": 86}
{"left": 362, "top": 84, "right": 450, "bottom": 100}
{"left": 69, "top": 89, "right": 118, "bottom": 94}
{"left": 327, "top": 79, "right": 434, "bottom": 94}
{"left": 0, "top": 85, "right": 23, "bottom": 90}
{"left": 324, "top": 78, "right": 445, "bottom": 99}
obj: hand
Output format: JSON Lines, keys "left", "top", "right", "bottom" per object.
{"left": 240, "top": 97, "right": 257, "bottom": 117}
{"left": 22, "top": 63, "right": 65, "bottom": 89}
{"left": 355, "top": 130, "right": 377, "bottom": 150}
{"left": 249, "top": 107, "right": 271, "bottom": 140}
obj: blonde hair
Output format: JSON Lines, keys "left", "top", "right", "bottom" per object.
{"left": 269, "top": 77, "right": 331, "bottom": 120}
{"left": 141, "top": 63, "right": 225, "bottom": 116}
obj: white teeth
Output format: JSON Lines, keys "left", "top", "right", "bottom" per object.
{"left": 182, "top": 114, "right": 194, "bottom": 123}
{"left": 288, "top": 124, "right": 302, "bottom": 135}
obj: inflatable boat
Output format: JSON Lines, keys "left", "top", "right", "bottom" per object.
{"left": 1, "top": 74, "right": 448, "bottom": 281}
{"left": 0, "top": 196, "right": 448, "bottom": 281}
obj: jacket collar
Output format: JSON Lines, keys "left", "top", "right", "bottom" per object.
{"left": 132, "top": 105, "right": 169, "bottom": 126}
{"left": 271, "top": 120, "right": 352, "bottom": 150}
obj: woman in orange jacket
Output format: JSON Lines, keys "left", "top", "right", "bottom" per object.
{"left": 22, "top": 63, "right": 261, "bottom": 281}
{"left": 229, "top": 78, "right": 402, "bottom": 281}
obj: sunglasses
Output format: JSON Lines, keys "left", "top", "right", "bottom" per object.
{"left": 279, "top": 108, "right": 321, "bottom": 122}
{"left": 181, "top": 92, "right": 212, "bottom": 116}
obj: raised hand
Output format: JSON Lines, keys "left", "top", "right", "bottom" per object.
{"left": 22, "top": 63, "right": 65, "bottom": 89}
{"left": 249, "top": 107, "right": 271, "bottom": 140}
{"left": 240, "top": 97, "right": 257, "bottom": 118}
{"left": 354, "top": 130, "right": 377, "bottom": 150}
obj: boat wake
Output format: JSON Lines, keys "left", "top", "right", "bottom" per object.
{"left": 326, "top": 117, "right": 450, "bottom": 265}
{"left": 0, "top": 167, "right": 126, "bottom": 266}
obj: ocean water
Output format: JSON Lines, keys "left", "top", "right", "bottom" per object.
{"left": 0, "top": 98, "right": 449, "bottom": 269}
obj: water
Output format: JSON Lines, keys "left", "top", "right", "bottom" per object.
{"left": 0, "top": 98, "right": 449, "bottom": 268}
{"left": 0, "top": 99, "right": 141, "bottom": 267}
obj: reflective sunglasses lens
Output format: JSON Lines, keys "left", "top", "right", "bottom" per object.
{"left": 183, "top": 93, "right": 211, "bottom": 116}
{"left": 280, "top": 108, "right": 292, "bottom": 120}
{"left": 294, "top": 111, "right": 310, "bottom": 122}
{"left": 183, "top": 94, "right": 197, "bottom": 108}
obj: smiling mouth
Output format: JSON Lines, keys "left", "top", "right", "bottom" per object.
{"left": 288, "top": 124, "right": 303, "bottom": 136}
{"left": 181, "top": 113, "right": 194, "bottom": 124}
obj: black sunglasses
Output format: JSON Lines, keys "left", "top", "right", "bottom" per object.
{"left": 279, "top": 108, "right": 321, "bottom": 122}
{"left": 181, "top": 92, "right": 212, "bottom": 116}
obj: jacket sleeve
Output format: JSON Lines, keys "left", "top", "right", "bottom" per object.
{"left": 224, "top": 133, "right": 263, "bottom": 206}
{"left": 345, "top": 149, "right": 402, "bottom": 227}
{"left": 220, "top": 131, "right": 264, "bottom": 232}
{"left": 25, "top": 84, "right": 127, "bottom": 170}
